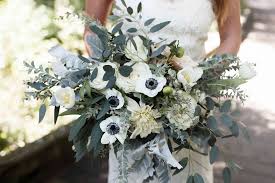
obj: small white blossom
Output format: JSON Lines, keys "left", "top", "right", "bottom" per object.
{"left": 90, "top": 61, "right": 117, "bottom": 90}
{"left": 135, "top": 75, "right": 167, "bottom": 97}
{"left": 239, "top": 62, "right": 256, "bottom": 80}
{"left": 116, "top": 62, "right": 152, "bottom": 93}
{"left": 177, "top": 66, "right": 203, "bottom": 90}
{"left": 54, "top": 86, "right": 75, "bottom": 109}
{"left": 100, "top": 116, "right": 128, "bottom": 144}
{"left": 103, "top": 89, "right": 125, "bottom": 110}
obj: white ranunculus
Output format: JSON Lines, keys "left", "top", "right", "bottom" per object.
{"left": 177, "top": 66, "right": 203, "bottom": 90}
{"left": 90, "top": 62, "right": 117, "bottom": 90}
{"left": 54, "top": 86, "right": 75, "bottom": 109}
{"left": 125, "top": 37, "right": 148, "bottom": 62}
{"left": 239, "top": 62, "right": 256, "bottom": 80}
{"left": 116, "top": 62, "right": 152, "bottom": 93}
{"left": 100, "top": 116, "right": 128, "bottom": 144}
{"left": 103, "top": 88, "right": 125, "bottom": 110}
{"left": 135, "top": 75, "right": 167, "bottom": 97}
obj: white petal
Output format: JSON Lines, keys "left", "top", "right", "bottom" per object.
{"left": 109, "top": 135, "right": 117, "bottom": 144}
{"left": 101, "top": 133, "right": 112, "bottom": 144}
{"left": 49, "top": 45, "right": 71, "bottom": 60}
{"left": 126, "top": 97, "right": 140, "bottom": 112}
{"left": 100, "top": 118, "right": 112, "bottom": 132}
{"left": 115, "top": 132, "right": 127, "bottom": 144}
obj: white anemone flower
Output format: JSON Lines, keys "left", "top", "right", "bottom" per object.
{"left": 127, "top": 97, "right": 162, "bottom": 139}
{"left": 54, "top": 86, "right": 75, "bottom": 109}
{"left": 90, "top": 61, "right": 117, "bottom": 90}
{"left": 177, "top": 66, "right": 203, "bottom": 90}
{"left": 116, "top": 62, "right": 152, "bottom": 93}
{"left": 135, "top": 75, "right": 167, "bottom": 97}
{"left": 103, "top": 89, "right": 125, "bottom": 110}
{"left": 239, "top": 62, "right": 256, "bottom": 80}
{"left": 125, "top": 36, "right": 148, "bottom": 62}
{"left": 100, "top": 116, "right": 128, "bottom": 144}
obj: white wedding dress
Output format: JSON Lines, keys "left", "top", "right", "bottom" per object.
{"left": 109, "top": 0, "right": 215, "bottom": 182}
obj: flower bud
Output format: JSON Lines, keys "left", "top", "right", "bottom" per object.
{"left": 163, "top": 86, "right": 173, "bottom": 95}
{"left": 175, "top": 47, "right": 185, "bottom": 58}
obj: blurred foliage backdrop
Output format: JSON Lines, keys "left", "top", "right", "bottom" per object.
{"left": 0, "top": 0, "right": 86, "bottom": 156}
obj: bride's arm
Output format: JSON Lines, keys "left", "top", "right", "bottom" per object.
{"left": 216, "top": 0, "right": 241, "bottom": 55}
{"left": 84, "top": 0, "right": 114, "bottom": 54}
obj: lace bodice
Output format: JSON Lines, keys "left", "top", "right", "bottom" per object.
{"left": 114, "top": 0, "right": 215, "bottom": 61}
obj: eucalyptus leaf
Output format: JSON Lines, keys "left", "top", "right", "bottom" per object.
{"left": 209, "top": 145, "right": 219, "bottom": 164}
{"left": 187, "top": 176, "right": 194, "bottom": 183}
{"left": 151, "top": 45, "right": 167, "bottom": 57}
{"left": 86, "top": 35, "right": 103, "bottom": 59}
{"left": 121, "top": 0, "right": 127, "bottom": 7}
{"left": 96, "top": 100, "right": 110, "bottom": 120}
{"left": 207, "top": 116, "right": 218, "bottom": 130}
{"left": 103, "top": 65, "right": 115, "bottom": 81}
{"left": 144, "top": 18, "right": 155, "bottom": 26}
{"left": 112, "top": 22, "right": 124, "bottom": 34}
{"left": 127, "top": 7, "right": 133, "bottom": 15}
{"left": 90, "top": 68, "right": 98, "bottom": 82}
{"left": 137, "top": 2, "right": 142, "bottom": 13}
{"left": 119, "top": 65, "right": 133, "bottom": 77}
{"left": 220, "top": 100, "right": 232, "bottom": 113}
{"left": 173, "top": 157, "right": 188, "bottom": 175}
{"left": 150, "top": 21, "right": 171, "bottom": 33}
{"left": 87, "top": 121, "right": 103, "bottom": 157}
{"left": 78, "top": 55, "right": 91, "bottom": 63}
{"left": 230, "top": 121, "right": 239, "bottom": 137}
{"left": 39, "top": 104, "right": 46, "bottom": 123}
{"left": 206, "top": 97, "right": 215, "bottom": 110}
{"left": 105, "top": 76, "right": 117, "bottom": 89}
{"left": 221, "top": 114, "right": 233, "bottom": 127}
{"left": 194, "top": 173, "right": 204, "bottom": 183}
{"left": 127, "top": 28, "right": 138, "bottom": 33}
{"left": 69, "top": 115, "right": 87, "bottom": 141}
{"left": 223, "top": 167, "right": 231, "bottom": 183}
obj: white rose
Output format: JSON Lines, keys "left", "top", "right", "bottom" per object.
{"left": 116, "top": 62, "right": 152, "bottom": 93}
{"left": 90, "top": 62, "right": 117, "bottom": 90}
{"left": 125, "top": 37, "right": 148, "bottom": 62}
{"left": 177, "top": 66, "right": 203, "bottom": 90}
{"left": 54, "top": 86, "right": 75, "bottom": 109}
{"left": 239, "top": 62, "right": 256, "bottom": 80}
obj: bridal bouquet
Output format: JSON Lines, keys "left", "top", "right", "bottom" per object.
{"left": 24, "top": 1, "right": 256, "bottom": 183}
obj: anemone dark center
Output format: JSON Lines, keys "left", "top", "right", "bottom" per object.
{"left": 108, "top": 96, "right": 120, "bottom": 108}
{"left": 107, "top": 122, "right": 120, "bottom": 135}
{"left": 145, "top": 78, "right": 158, "bottom": 90}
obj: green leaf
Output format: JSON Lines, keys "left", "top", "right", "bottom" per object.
{"left": 144, "top": 18, "right": 155, "bottom": 26}
{"left": 206, "top": 97, "right": 215, "bottom": 110}
{"left": 90, "top": 68, "right": 98, "bottom": 82}
{"left": 96, "top": 100, "right": 110, "bottom": 120}
{"left": 220, "top": 100, "right": 232, "bottom": 113}
{"left": 103, "top": 65, "right": 115, "bottom": 81}
{"left": 54, "top": 106, "right": 60, "bottom": 124}
{"left": 105, "top": 76, "right": 116, "bottom": 89}
{"left": 87, "top": 121, "right": 103, "bottom": 157}
{"left": 89, "top": 23, "right": 109, "bottom": 49}
{"left": 79, "top": 86, "right": 85, "bottom": 100}
{"left": 86, "top": 35, "right": 103, "bottom": 59}
{"left": 69, "top": 115, "right": 87, "bottom": 141}
{"left": 121, "top": 0, "right": 127, "bottom": 7}
{"left": 194, "top": 106, "right": 201, "bottom": 116}
{"left": 194, "top": 173, "right": 204, "bottom": 183}
{"left": 39, "top": 104, "right": 46, "bottom": 123}
{"left": 207, "top": 116, "right": 218, "bottom": 130}
{"left": 230, "top": 121, "right": 239, "bottom": 137}
{"left": 78, "top": 55, "right": 91, "bottom": 63}
{"left": 173, "top": 157, "right": 188, "bottom": 175}
{"left": 119, "top": 65, "right": 133, "bottom": 77}
{"left": 151, "top": 45, "right": 167, "bottom": 57}
{"left": 127, "top": 28, "right": 138, "bottom": 33}
{"left": 112, "top": 22, "right": 124, "bottom": 34}
{"left": 209, "top": 145, "right": 219, "bottom": 164}
{"left": 223, "top": 167, "right": 231, "bottom": 183}
{"left": 59, "top": 108, "right": 84, "bottom": 116}
{"left": 127, "top": 7, "right": 133, "bottom": 15}
{"left": 84, "top": 81, "right": 92, "bottom": 98}
{"left": 221, "top": 114, "right": 233, "bottom": 127}
{"left": 150, "top": 21, "right": 171, "bottom": 33}
{"left": 187, "top": 176, "right": 194, "bottom": 183}
{"left": 137, "top": 2, "right": 142, "bottom": 13}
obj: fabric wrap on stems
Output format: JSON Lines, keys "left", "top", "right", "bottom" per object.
{"left": 108, "top": 132, "right": 182, "bottom": 183}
